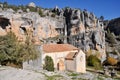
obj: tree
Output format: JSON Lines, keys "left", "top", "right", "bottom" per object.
{"left": 0, "top": 32, "right": 39, "bottom": 67}
{"left": 3, "top": 2, "right": 8, "bottom": 8}
{"left": 0, "top": 32, "right": 17, "bottom": 64}
{"left": 44, "top": 56, "right": 54, "bottom": 71}
{"left": 28, "top": 6, "right": 37, "bottom": 12}
{"left": 21, "top": 25, "right": 39, "bottom": 62}
{"left": 21, "top": 36, "right": 39, "bottom": 61}
{"left": 100, "top": 16, "right": 104, "bottom": 21}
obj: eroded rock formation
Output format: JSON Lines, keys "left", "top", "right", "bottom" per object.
{"left": 0, "top": 7, "right": 106, "bottom": 60}
{"left": 106, "top": 17, "right": 120, "bottom": 35}
{"left": 0, "top": 10, "right": 61, "bottom": 44}
{"left": 63, "top": 8, "right": 106, "bottom": 60}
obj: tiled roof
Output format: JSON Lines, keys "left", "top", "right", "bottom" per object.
{"left": 43, "top": 44, "right": 78, "bottom": 53}
{"left": 65, "top": 52, "right": 78, "bottom": 60}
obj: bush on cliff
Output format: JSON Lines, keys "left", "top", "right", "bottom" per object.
{"left": 51, "top": 13, "right": 56, "bottom": 17}
{"left": 38, "top": 9, "right": 45, "bottom": 17}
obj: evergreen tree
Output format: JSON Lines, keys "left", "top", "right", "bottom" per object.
{"left": 0, "top": 32, "right": 39, "bottom": 67}
{"left": 44, "top": 56, "right": 54, "bottom": 71}
{"left": 0, "top": 32, "right": 17, "bottom": 63}
{"left": 100, "top": 16, "right": 104, "bottom": 21}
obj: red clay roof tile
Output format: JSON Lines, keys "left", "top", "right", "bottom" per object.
{"left": 65, "top": 52, "right": 78, "bottom": 60}
{"left": 43, "top": 44, "right": 78, "bottom": 53}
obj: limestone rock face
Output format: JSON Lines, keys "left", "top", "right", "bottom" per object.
{"left": 0, "top": 9, "right": 60, "bottom": 44}
{"left": 105, "top": 17, "right": 120, "bottom": 57}
{"left": 63, "top": 8, "right": 106, "bottom": 60}
{"left": 106, "top": 17, "right": 120, "bottom": 35}
{"left": 0, "top": 7, "right": 106, "bottom": 60}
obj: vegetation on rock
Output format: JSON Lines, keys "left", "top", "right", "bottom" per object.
{"left": 38, "top": 9, "right": 45, "bottom": 17}
{"left": 51, "top": 13, "right": 56, "bottom": 17}
{"left": 0, "top": 2, "right": 45, "bottom": 17}
{"left": 106, "top": 57, "right": 118, "bottom": 66}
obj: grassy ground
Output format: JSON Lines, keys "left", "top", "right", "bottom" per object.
{"left": 1, "top": 66, "right": 120, "bottom": 80}
{"left": 47, "top": 75, "right": 63, "bottom": 80}
{"left": 86, "top": 66, "right": 120, "bottom": 80}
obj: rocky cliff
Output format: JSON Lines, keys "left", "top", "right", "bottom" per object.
{"left": 0, "top": 5, "right": 106, "bottom": 60}
{"left": 62, "top": 8, "right": 106, "bottom": 60}
{"left": 0, "top": 10, "right": 62, "bottom": 44}
{"left": 106, "top": 17, "right": 120, "bottom": 35}
{"left": 105, "top": 17, "right": 120, "bottom": 56}
{"left": 63, "top": 8, "right": 105, "bottom": 50}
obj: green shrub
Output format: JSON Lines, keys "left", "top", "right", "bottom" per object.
{"left": 44, "top": 56, "right": 54, "bottom": 71}
{"left": 51, "top": 13, "right": 56, "bottom": 17}
{"left": 27, "top": 6, "right": 37, "bottom": 12}
{"left": 38, "top": 9, "right": 45, "bottom": 17}
{"left": 87, "top": 55, "right": 101, "bottom": 70}
{"left": 68, "top": 72, "right": 79, "bottom": 76}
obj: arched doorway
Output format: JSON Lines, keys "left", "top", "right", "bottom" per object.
{"left": 57, "top": 59, "right": 65, "bottom": 71}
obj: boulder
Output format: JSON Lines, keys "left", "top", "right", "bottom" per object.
{"left": 28, "top": 2, "right": 36, "bottom": 8}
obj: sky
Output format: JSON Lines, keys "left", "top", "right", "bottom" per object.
{"left": 0, "top": 0, "right": 120, "bottom": 20}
